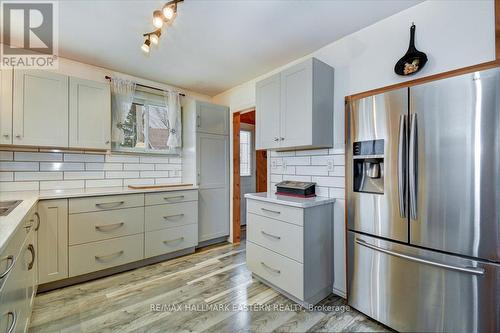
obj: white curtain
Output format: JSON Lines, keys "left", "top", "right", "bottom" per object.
{"left": 164, "top": 91, "right": 182, "bottom": 148}
{"left": 110, "top": 78, "right": 136, "bottom": 144}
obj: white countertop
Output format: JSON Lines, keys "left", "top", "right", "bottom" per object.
{"left": 0, "top": 185, "right": 198, "bottom": 253}
{"left": 244, "top": 192, "right": 335, "bottom": 208}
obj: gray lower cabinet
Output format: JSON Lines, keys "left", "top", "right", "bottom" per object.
{"left": 0, "top": 206, "right": 37, "bottom": 333}
{"left": 246, "top": 198, "right": 333, "bottom": 306}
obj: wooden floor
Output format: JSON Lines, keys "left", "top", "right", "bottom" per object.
{"left": 29, "top": 241, "right": 389, "bottom": 333}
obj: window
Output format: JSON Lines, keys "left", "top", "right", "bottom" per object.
{"left": 113, "top": 86, "right": 179, "bottom": 155}
{"left": 240, "top": 130, "right": 251, "bottom": 176}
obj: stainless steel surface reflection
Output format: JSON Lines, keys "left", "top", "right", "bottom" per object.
{"left": 0, "top": 200, "right": 22, "bottom": 216}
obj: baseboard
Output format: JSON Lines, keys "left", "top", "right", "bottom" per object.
{"left": 196, "top": 236, "right": 228, "bottom": 248}
{"left": 37, "top": 247, "right": 195, "bottom": 293}
{"left": 332, "top": 286, "right": 347, "bottom": 299}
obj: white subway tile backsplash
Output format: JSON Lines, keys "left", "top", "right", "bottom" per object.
{"left": 0, "top": 162, "right": 39, "bottom": 171}
{"left": 295, "top": 165, "right": 328, "bottom": 176}
{"left": 0, "top": 172, "right": 13, "bottom": 181}
{"left": 86, "top": 163, "right": 122, "bottom": 171}
{"left": 270, "top": 151, "right": 295, "bottom": 157}
{"left": 15, "top": 152, "right": 62, "bottom": 162}
{"left": 283, "top": 175, "right": 312, "bottom": 182}
{"left": 0, "top": 151, "right": 13, "bottom": 161}
{"left": 85, "top": 179, "right": 123, "bottom": 188}
{"left": 315, "top": 186, "right": 330, "bottom": 197}
{"left": 295, "top": 149, "right": 329, "bottom": 156}
{"left": 123, "top": 178, "right": 155, "bottom": 187}
{"left": 64, "top": 153, "right": 104, "bottom": 163}
{"left": 40, "top": 180, "right": 85, "bottom": 190}
{"left": 329, "top": 187, "right": 345, "bottom": 199}
{"left": 105, "top": 171, "right": 140, "bottom": 179}
{"left": 64, "top": 171, "right": 104, "bottom": 180}
{"left": 155, "top": 164, "right": 182, "bottom": 171}
{"left": 311, "top": 176, "right": 344, "bottom": 188}
{"left": 139, "top": 156, "right": 170, "bottom": 164}
{"left": 123, "top": 163, "right": 155, "bottom": 171}
{"left": 329, "top": 166, "right": 345, "bottom": 177}
{"left": 283, "top": 156, "right": 310, "bottom": 166}
{"left": 270, "top": 174, "right": 283, "bottom": 183}
{"left": 1, "top": 150, "right": 183, "bottom": 191}
{"left": 0, "top": 182, "right": 39, "bottom": 191}
{"left": 333, "top": 155, "right": 345, "bottom": 166}
{"left": 15, "top": 172, "right": 63, "bottom": 181}
{"left": 328, "top": 148, "right": 345, "bottom": 155}
{"left": 105, "top": 154, "right": 140, "bottom": 163}
{"left": 40, "top": 162, "right": 84, "bottom": 171}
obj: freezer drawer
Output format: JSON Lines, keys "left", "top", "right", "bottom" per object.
{"left": 348, "top": 231, "right": 499, "bottom": 333}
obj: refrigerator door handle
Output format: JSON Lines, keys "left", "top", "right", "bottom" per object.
{"left": 355, "top": 238, "right": 485, "bottom": 275}
{"left": 398, "top": 114, "right": 407, "bottom": 218}
{"left": 409, "top": 113, "right": 418, "bottom": 220}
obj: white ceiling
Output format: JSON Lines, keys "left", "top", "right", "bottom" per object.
{"left": 58, "top": 0, "right": 421, "bottom": 96}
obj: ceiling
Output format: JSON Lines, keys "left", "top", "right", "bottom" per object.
{"left": 58, "top": 0, "right": 421, "bottom": 96}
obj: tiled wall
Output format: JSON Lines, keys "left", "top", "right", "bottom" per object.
{"left": 269, "top": 148, "right": 345, "bottom": 198}
{"left": 0, "top": 149, "right": 182, "bottom": 191}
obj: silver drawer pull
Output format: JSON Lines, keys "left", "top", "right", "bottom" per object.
{"left": 355, "top": 238, "right": 485, "bottom": 275}
{"left": 95, "top": 222, "right": 125, "bottom": 231}
{"left": 261, "top": 230, "right": 281, "bottom": 240}
{"left": 0, "top": 255, "right": 15, "bottom": 279}
{"left": 6, "top": 311, "right": 16, "bottom": 333}
{"left": 95, "top": 250, "right": 124, "bottom": 262}
{"left": 27, "top": 244, "right": 35, "bottom": 270}
{"left": 95, "top": 201, "right": 125, "bottom": 209}
{"left": 163, "top": 237, "right": 184, "bottom": 244}
{"left": 163, "top": 195, "right": 185, "bottom": 201}
{"left": 261, "top": 208, "right": 281, "bottom": 214}
{"left": 261, "top": 262, "right": 280, "bottom": 274}
{"left": 163, "top": 214, "right": 185, "bottom": 220}
{"left": 34, "top": 212, "right": 40, "bottom": 231}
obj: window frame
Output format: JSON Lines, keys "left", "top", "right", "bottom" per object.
{"left": 240, "top": 129, "right": 252, "bottom": 177}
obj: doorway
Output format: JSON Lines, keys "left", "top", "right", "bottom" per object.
{"left": 233, "top": 109, "right": 267, "bottom": 243}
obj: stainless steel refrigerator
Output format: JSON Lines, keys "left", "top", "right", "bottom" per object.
{"left": 346, "top": 67, "right": 500, "bottom": 332}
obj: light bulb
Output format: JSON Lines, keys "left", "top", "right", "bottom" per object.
{"left": 150, "top": 34, "right": 159, "bottom": 45}
{"left": 162, "top": 5, "right": 175, "bottom": 20}
{"left": 153, "top": 10, "right": 164, "bottom": 29}
{"left": 141, "top": 38, "right": 151, "bottom": 53}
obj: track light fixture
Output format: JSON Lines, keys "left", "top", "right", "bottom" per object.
{"left": 141, "top": 0, "right": 183, "bottom": 53}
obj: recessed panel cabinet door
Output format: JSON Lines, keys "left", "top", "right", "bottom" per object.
{"left": 196, "top": 101, "right": 229, "bottom": 135}
{"left": 256, "top": 73, "right": 280, "bottom": 149}
{"left": 13, "top": 70, "right": 68, "bottom": 147}
{"left": 69, "top": 78, "right": 111, "bottom": 149}
{"left": 38, "top": 199, "right": 68, "bottom": 284}
{"left": 0, "top": 68, "right": 13, "bottom": 144}
{"left": 280, "top": 60, "right": 313, "bottom": 148}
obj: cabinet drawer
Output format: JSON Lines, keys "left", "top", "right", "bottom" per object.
{"left": 0, "top": 222, "right": 28, "bottom": 289}
{"left": 145, "top": 224, "right": 197, "bottom": 258}
{"left": 69, "top": 207, "right": 144, "bottom": 245}
{"left": 247, "top": 241, "right": 303, "bottom": 300}
{"left": 247, "top": 213, "right": 303, "bottom": 263}
{"left": 69, "top": 234, "right": 143, "bottom": 277}
{"left": 145, "top": 202, "right": 197, "bottom": 232}
{"left": 69, "top": 194, "right": 144, "bottom": 214}
{"left": 247, "top": 199, "right": 303, "bottom": 226}
{"left": 145, "top": 190, "right": 198, "bottom": 206}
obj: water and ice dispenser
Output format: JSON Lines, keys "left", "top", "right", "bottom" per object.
{"left": 352, "top": 139, "right": 384, "bottom": 194}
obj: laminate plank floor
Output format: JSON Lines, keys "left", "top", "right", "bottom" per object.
{"left": 30, "top": 241, "right": 390, "bottom": 333}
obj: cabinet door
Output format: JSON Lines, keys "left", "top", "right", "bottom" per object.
{"left": 38, "top": 199, "right": 68, "bottom": 284}
{"left": 0, "top": 68, "right": 13, "bottom": 144}
{"left": 13, "top": 70, "right": 68, "bottom": 147}
{"left": 256, "top": 73, "right": 281, "bottom": 149}
{"left": 280, "top": 60, "right": 313, "bottom": 148}
{"left": 69, "top": 78, "right": 111, "bottom": 149}
{"left": 196, "top": 101, "right": 229, "bottom": 135}
{"left": 197, "top": 133, "right": 229, "bottom": 241}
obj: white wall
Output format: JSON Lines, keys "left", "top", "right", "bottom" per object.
{"left": 212, "top": 0, "right": 496, "bottom": 296}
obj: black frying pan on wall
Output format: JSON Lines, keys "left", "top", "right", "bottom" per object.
{"left": 394, "top": 24, "right": 428, "bottom": 76}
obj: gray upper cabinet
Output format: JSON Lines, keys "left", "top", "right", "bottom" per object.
{"left": 255, "top": 58, "right": 334, "bottom": 150}
{"left": 256, "top": 73, "right": 281, "bottom": 150}
{"left": 69, "top": 77, "right": 111, "bottom": 149}
{"left": 196, "top": 101, "right": 229, "bottom": 135}
{"left": 13, "top": 70, "right": 69, "bottom": 147}
{"left": 0, "top": 68, "right": 13, "bottom": 145}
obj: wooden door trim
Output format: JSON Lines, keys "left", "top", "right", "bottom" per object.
{"left": 232, "top": 112, "right": 241, "bottom": 244}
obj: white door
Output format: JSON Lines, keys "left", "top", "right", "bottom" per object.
{"left": 0, "top": 68, "right": 13, "bottom": 144}
{"left": 69, "top": 77, "right": 111, "bottom": 149}
{"left": 196, "top": 102, "right": 229, "bottom": 135}
{"left": 13, "top": 70, "right": 68, "bottom": 147}
{"left": 197, "top": 133, "right": 229, "bottom": 242}
{"left": 280, "top": 61, "right": 313, "bottom": 148}
{"left": 256, "top": 73, "right": 280, "bottom": 149}
{"left": 38, "top": 200, "right": 68, "bottom": 284}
